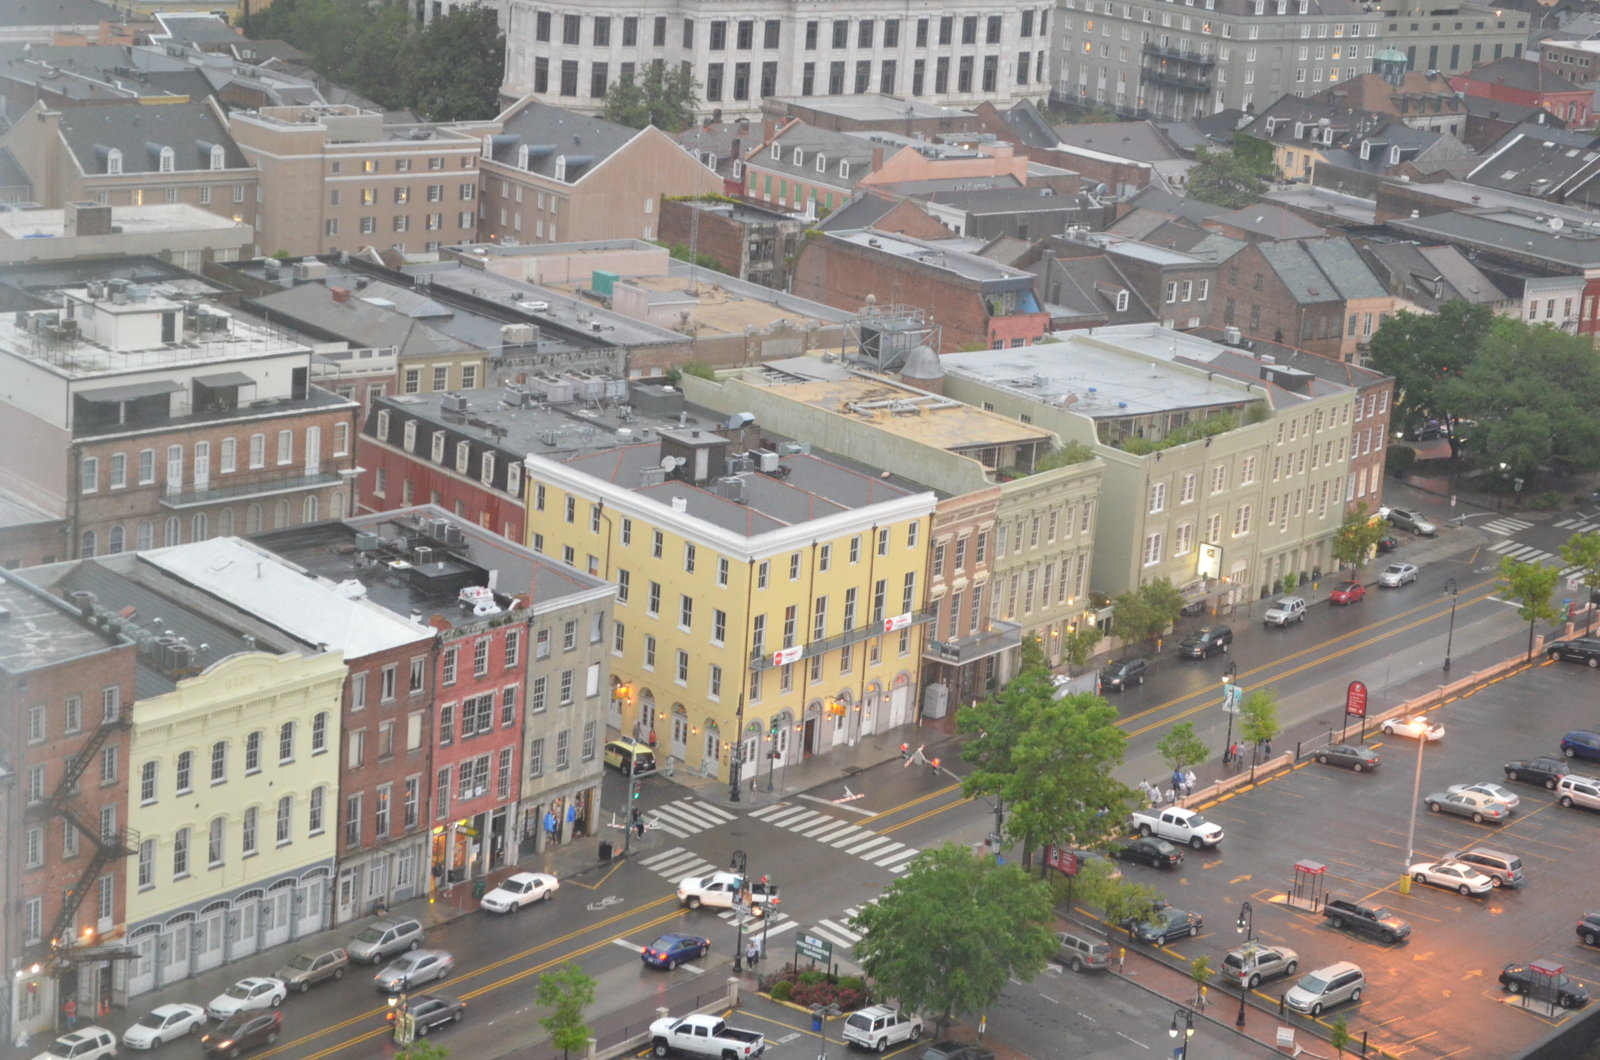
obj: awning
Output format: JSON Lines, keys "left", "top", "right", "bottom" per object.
{"left": 78, "top": 380, "right": 183, "bottom": 403}
{"left": 194, "top": 371, "right": 256, "bottom": 388}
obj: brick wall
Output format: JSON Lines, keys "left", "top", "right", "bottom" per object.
{"left": 791, "top": 236, "right": 988, "bottom": 351}
{"left": 1213, "top": 243, "right": 1346, "bottom": 359}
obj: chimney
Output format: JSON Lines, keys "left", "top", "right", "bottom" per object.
{"left": 871, "top": 146, "right": 885, "bottom": 171}
{"left": 330, "top": 286, "right": 350, "bottom": 303}
{"left": 762, "top": 119, "right": 776, "bottom": 145}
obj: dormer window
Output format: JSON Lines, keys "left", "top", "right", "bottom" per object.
{"left": 793, "top": 148, "right": 804, "bottom": 165}
{"left": 518, "top": 144, "right": 530, "bottom": 169}
{"left": 1253, "top": 0, "right": 1263, "bottom": 14}
{"left": 1389, "top": 144, "right": 1401, "bottom": 165}
{"left": 1115, "top": 289, "right": 1130, "bottom": 312}
{"left": 481, "top": 135, "right": 493, "bottom": 159}
{"left": 106, "top": 148, "right": 122, "bottom": 175}
{"left": 839, "top": 160, "right": 850, "bottom": 179}
{"left": 554, "top": 155, "right": 567, "bottom": 181}
{"left": 209, "top": 144, "right": 225, "bottom": 170}
{"left": 431, "top": 431, "right": 446, "bottom": 462}
{"left": 815, "top": 153, "right": 827, "bottom": 173}
{"left": 1294, "top": 122, "right": 1305, "bottom": 139}
{"left": 1359, "top": 140, "right": 1371, "bottom": 160}
{"left": 159, "top": 146, "right": 175, "bottom": 173}
{"left": 770, "top": 142, "right": 781, "bottom": 160}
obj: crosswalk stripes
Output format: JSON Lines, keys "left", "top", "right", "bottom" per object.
{"left": 712, "top": 907, "right": 800, "bottom": 940}
{"left": 808, "top": 902, "right": 876, "bottom": 952}
{"left": 1556, "top": 518, "right": 1600, "bottom": 531}
{"left": 747, "top": 801, "right": 921, "bottom": 874}
{"left": 644, "top": 798, "right": 738, "bottom": 839}
{"left": 1480, "top": 517, "right": 1535, "bottom": 536}
{"left": 1488, "top": 540, "right": 1559, "bottom": 564}
{"left": 635, "top": 846, "right": 719, "bottom": 883}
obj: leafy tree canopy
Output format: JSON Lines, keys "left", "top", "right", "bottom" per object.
{"left": 250, "top": 0, "right": 504, "bottom": 121}
{"left": 1364, "top": 301, "right": 1495, "bottom": 438}
{"left": 602, "top": 63, "right": 701, "bottom": 132}
{"left": 1331, "top": 501, "right": 1390, "bottom": 571}
{"left": 1185, "top": 146, "right": 1274, "bottom": 208}
{"left": 852, "top": 844, "right": 1057, "bottom": 1030}
{"left": 536, "top": 962, "right": 596, "bottom": 1060}
{"left": 1111, "top": 577, "right": 1186, "bottom": 647}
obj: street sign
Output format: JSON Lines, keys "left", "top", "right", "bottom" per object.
{"left": 734, "top": 903, "right": 752, "bottom": 920}
{"left": 1222, "top": 683, "right": 1243, "bottom": 714}
{"left": 1044, "top": 845, "right": 1080, "bottom": 875}
{"left": 772, "top": 645, "right": 803, "bottom": 667}
{"left": 795, "top": 934, "right": 833, "bottom": 963}
{"left": 1345, "top": 680, "right": 1368, "bottom": 719}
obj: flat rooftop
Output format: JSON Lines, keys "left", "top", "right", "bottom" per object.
{"left": 940, "top": 327, "right": 1262, "bottom": 418}
{"left": 742, "top": 374, "right": 1053, "bottom": 454}
{"left": 774, "top": 94, "right": 974, "bottom": 122}
{"left": 561, "top": 436, "right": 925, "bottom": 537}
{"left": 254, "top": 506, "right": 609, "bottom": 630}
{"left": 0, "top": 203, "right": 247, "bottom": 240}
{"left": 832, "top": 230, "right": 1038, "bottom": 284}
{"left": 0, "top": 574, "right": 121, "bottom": 673}
{"left": 568, "top": 266, "right": 853, "bottom": 338}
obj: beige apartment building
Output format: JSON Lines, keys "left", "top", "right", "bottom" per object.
{"left": 228, "top": 104, "right": 491, "bottom": 258}
{"left": 477, "top": 97, "right": 723, "bottom": 246}
{"left": 0, "top": 99, "right": 259, "bottom": 237}
{"left": 940, "top": 326, "right": 1358, "bottom": 608}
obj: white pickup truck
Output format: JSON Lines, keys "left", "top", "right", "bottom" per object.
{"left": 676, "top": 871, "right": 778, "bottom": 916}
{"left": 649, "top": 1014, "right": 766, "bottom": 1058}
{"left": 1129, "top": 806, "right": 1224, "bottom": 849}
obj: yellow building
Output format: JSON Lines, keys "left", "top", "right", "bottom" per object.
{"left": 123, "top": 648, "right": 345, "bottom": 997}
{"left": 525, "top": 424, "right": 935, "bottom": 781}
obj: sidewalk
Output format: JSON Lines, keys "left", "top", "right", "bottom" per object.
{"left": 661, "top": 723, "right": 963, "bottom": 809}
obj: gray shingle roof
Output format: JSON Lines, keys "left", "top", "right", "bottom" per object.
{"left": 488, "top": 100, "right": 644, "bottom": 183}
{"left": 57, "top": 100, "right": 248, "bottom": 175}
{"left": 1257, "top": 238, "right": 1387, "bottom": 304}
{"left": 753, "top": 122, "right": 879, "bottom": 191}
{"left": 1210, "top": 203, "right": 1326, "bottom": 240}
{"left": 248, "top": 284, "right": 478, "bottom": 358}
{"left": 1052, "top": 121, "right": 1182, "bottom": 162}
{"left": 0, "top": 0, "right": 120, "bottom": 27}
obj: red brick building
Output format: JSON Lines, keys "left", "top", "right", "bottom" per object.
{"left": 1, "top": 574, "right": 136, "bottom": 1043}
{"left": 790, "top": 228, "right": 1049, "bottom": 351}
{"left": 1450, "top": 58, "right": 1592, "bottom": 127}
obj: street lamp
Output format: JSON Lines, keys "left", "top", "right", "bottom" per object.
{"left": 1235, "top": 901, "right": 1253, "bottom": 1028}
{"left": 1169, "top": 1007, "right": 1195, "bottom": 1059}
{"left": 730, "top": 849, "right": 749, "bottom": 972}
{"left": 1442, "top": 579, "right": 1459, "bottom": 673}
{"left": 812, "top": 1003, "right": 842, "bottom": 1060}
{"left": 1221, "top": 662, "right": 1239, "bottom": 766}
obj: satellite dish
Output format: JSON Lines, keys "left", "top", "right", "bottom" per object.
{"left": 1550, "top": 216, "right": 1565, "bottom": 231}
{"left": 660, "top": 456, "right": 676, "bottom": 471}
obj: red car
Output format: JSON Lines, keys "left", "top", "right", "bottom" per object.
{"left": 1330, "top": 581, "right": 1365, "bottom": 605}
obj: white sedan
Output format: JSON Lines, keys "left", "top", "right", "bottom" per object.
{"left": 1380, "top": 562, "right": 1419, "bottom": 587}
{"left": 480, "top": 871, "right": 560, "bottom": 913}
{"left": 1446, "top": 782, "right": 1521, "bottom": 811}
{"left": 122, "top": 1003, "right": 206, "bottom": 1049}
{"left": 206, "top": 976, "right": 286, "bottom": 1021}
{"left": 1382, "top": 715, "right": 1445, "bottom": 741}
{"left": 1408, "top": 859, "right": 1494, "bottom": 895}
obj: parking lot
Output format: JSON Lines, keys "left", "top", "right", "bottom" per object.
{"left": 1092, "top": 656, "right": 1600, "bottom": 1058}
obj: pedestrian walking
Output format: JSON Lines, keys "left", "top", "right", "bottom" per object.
{"left": 746, "top": 941, "right": 761, "bottom": 967}
{"left": 63, "top": 998, "right": 76, "bottom": 1030}
{"left": 1184, "top": 769, "right": 1197, "bottom": 796}
{"left": 1171, "top": 768, "right": 1185, "bottom": 796}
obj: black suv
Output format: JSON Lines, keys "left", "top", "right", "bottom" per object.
{"left": 1504, "top": 756, "right": 1573, "bottom": 789}
{"left": 1178, "top": 625, "right": 1233, "bottom": 659}
{"left": 1549, "top": 638, "right": 1600, "bottom": 668}
{"left": 1576, "top": 912, "right": 1600, "bottom": 947}
{"left": 1101, "top": 658, "right": 1148, "bottom": 692}
{"left": 920, "top": 1043, "right": 996, "bottom": 1060}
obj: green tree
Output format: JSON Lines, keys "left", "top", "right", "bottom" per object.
{"left": 1560, "top": 531, "right": 1600, "bottom": 634}
{"left": 396, "top": 1041, "right": 450, "bottom": 1060}
{"left": 1157, "top": 722, "right": 1209, "bottom": 773}
{"left": 1184, "top": 146, "right": 1274, "bottom": 208}
{"left": 851, "top": 844, "right": 1057, "bottom": 1035}
{"left": 602, "top": 63, "right": 701, "bottom": 132}
{"left": 1239, "top": 688, "right": 1281, "bottom": 759}
{"left": 1060, "top": 624, "right": 1105, "bottom": 673}
{"left": 1330, "top": 1014, "right": 1352, "bottom": 1056}
{"left": 535, "top": 962, "right": 596, "bottom": 1060}
{"left": 1331, "top": 501, "right": 1390, "bottom": 572}
{"left": 406, "top": 8, "right": 505, "bottom": 121}
{"left": 1365, "top": 302, "right": 1495, "bottom": 439}
{"left": 1440, "top": 316, "right": 1600, "bottom": 482}
{"left": 1110, "top": 577, "right": 1186, "bottom": 648}
{"left": 1190, "top": 956, "right": 1213, "bottom": 1007}
{"left": 345, "top": 0, "right": 415, "bottom": 110}
{"left": 1499, "top": 556, "right": 1563, "bottom": 660}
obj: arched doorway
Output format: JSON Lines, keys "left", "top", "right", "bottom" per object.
{"left": 296, "top": 868, "right": 329, "bottom": 937}
{"left": 862, "top": 681, "right": 883, "bottom": 738}
{"left": 636, "top": 689, "right": 657, "bottom": 744}
{"left": 230, "top": 890, "right": 261, "bottom": 961}
{"left": 702, "top": 720, "right": 722, "bottom": 774}
{"left": 158, "top": 912, "right": 193, "bottom": 986}
{"left": 888, "top": 672, "right": 914, "bottom": 729}
{"left": 802, "top": 700, "right": 823, "bottom": 757}
{"left": 1228, "top": 559, "right": 1250, "bottom": 606}
{"left": 127, "top": 925, "right": 158, "bottom": 997}
{"left": 740, "top": 719, "right": 762, "bottom": 788}
{"left": 670, "top": 704, "right": 689, "bottom": 761}
{"left": 194, "top": 900, "right": 228, "bottom": 973}
{"left": 770, "top": 709, "right": 794, "bottom": 769}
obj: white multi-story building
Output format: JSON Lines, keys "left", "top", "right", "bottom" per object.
{"left": 501, "top": 2, "right": 1053, "bottom": 121}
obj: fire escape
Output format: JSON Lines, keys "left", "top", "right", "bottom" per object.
{"left": 28, "top": 704, "right": 138, "bottom": 963}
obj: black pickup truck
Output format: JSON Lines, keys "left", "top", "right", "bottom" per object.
{"left": 1323, "top": 897, "right": 1411, "bottom": 943}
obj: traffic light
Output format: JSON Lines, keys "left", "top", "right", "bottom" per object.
{"left": 769, "top": 722, "right": 780, "bottom": 739}
{"left": 900, "top": 743, "right": 910, "bottom": 761}
{"left": 930, "top": 756, "right": 941, "bottom": 776}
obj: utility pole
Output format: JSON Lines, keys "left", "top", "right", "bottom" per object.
{"left": 729, "top": 694, "right": 745, "bottom": 803}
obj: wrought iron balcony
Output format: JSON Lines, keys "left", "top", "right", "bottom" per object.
{"left": 749, "top": 609, "right": 937, "bottom": 670}
{"left": 1141, "top": 42, "right": 1217, "bottom": 67}
{"left": 923, "top": 619, "right": 1023, "bottom": 665}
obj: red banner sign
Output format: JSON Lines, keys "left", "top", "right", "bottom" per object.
{"left": 1345, "top": 680, "right": 1368, "bottom": 718}
{"left": 1044, "top": 846, "right": 1081, "bottom": 875}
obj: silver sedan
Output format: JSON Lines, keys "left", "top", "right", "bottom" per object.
{"left": 1446, "top": 782, "right": 1521, "bottom": 811}
{"left": 374, "top": 949, "right": 454, "bottom": 993}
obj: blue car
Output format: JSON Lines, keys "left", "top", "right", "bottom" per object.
{"left": 1562, "top": 731, "right": 1600, "bottom": 762}
{"left": 641, "top": 933, "right": 710, "bottom": 970}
